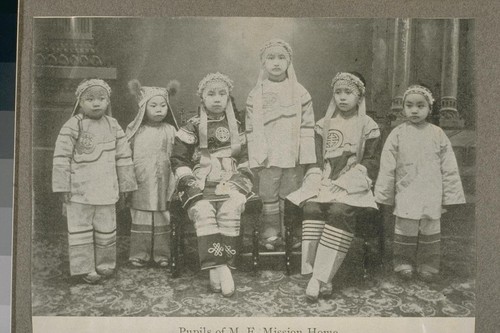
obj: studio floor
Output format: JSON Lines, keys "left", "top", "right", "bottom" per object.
{"left": 31, "top": 205, "right": 475, "bottom": 317}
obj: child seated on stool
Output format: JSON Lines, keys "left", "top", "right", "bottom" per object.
{"left": 171, "top": 72, "right": 253, "bottom": 297}
{"left": 287, "top": 72, "right": 381, "bottom": 301}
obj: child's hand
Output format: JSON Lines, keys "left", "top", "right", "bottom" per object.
{"left": 60, "top": 192, "right": 71, "bottom": 203}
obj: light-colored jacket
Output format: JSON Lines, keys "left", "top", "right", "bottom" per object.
{"left": 52, "top": 114, "right": 137, "bottom": 205}
{"left": 375, "top": 122, "right": 465, "bottom": 220}
{"left": 129, "top": 123, "right": 177, "bottom": 211}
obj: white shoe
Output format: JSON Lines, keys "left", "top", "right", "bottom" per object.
{"left": 319, "top": 282, "right": 333, "bottom": 297}
{"left": 305, "top": 277, "right": 320, "bottom": 302}
{"left": 217, "top": 265, "right": 235, "bottom": 297}
{"left": 209, "top": 268, "right": 221, "bottom": 293}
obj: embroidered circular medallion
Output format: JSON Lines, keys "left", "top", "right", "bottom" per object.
{"left": 75, "top": 131, "right": 96, "bottom": 155}
{"left": 215, "top": 127, "right": 230, "bottom": 142}
{"left": 325, "top": 129, "right": 343, "bottom": 150}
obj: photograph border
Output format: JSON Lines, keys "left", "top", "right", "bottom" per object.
{"left": 14, "top": 1, "right": 500, "bottom": 332}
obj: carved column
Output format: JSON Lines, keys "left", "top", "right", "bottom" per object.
{"left": 439, "top": 19, "right": 464, "bottom": 128}
{"left": 390, "top": 18, "right": 412, "bottom": 126}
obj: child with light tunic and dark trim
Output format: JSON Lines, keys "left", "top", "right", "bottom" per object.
{"left": 287, "top": 72, "right": 381, "bottom": 301}
{"left": 375, "top": 84, "right": 466, "bottom": 282}
{"left": 52, "top": 79, "right": 137, "bottom": 284}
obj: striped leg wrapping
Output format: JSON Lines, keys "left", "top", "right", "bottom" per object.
{"left": 95, "top": 228, "right": 117, "bottom": 271}
{"left": 261, "top": 200, "right": 280, "bottom": 239}
{"left": 393, "top": 233, "right": 418, "bottom": 270}
{"left": 301, "top": 220, "right": 325, "bottom": 275}
{"left": 68, "top": 229, "right": 95, "bottom": 275}
{"left": 417, "top": 232, "right": 441, "bottom": 273}
{"left": 312, "top": 224, "right": 353, "bottom": 283}
{"left": 130, "top": 222, "right": 153, "bottom": 262}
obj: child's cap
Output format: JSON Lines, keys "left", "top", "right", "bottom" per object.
{"left": 72, "top": 79, "right": 112, "bottom": 116}
{"left": 126, "top": 79, "right": 180, "bottom": 140}
{"left": 259, "top": 38, "right": 293, "bottom": 62}
{"left": 75, "top": 79, "right": 111, "bottom": 99}
{"left": 197, "top": 72, "right": 234, "bottom": 97}
{"left": 331, "top": 72, "right": 366, "bottom": 97}
{"left": 403, "top": 84, "right": 435, "bottom": 106}
{"left": 128, "top": 79, "right": 180, "bottom": 108}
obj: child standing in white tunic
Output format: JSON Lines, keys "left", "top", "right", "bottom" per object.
{"left": 246, "top": 39, "right": 316, "bottom": 250}
{"left": 375, "top": 85, "right": 465, "bottom": 282}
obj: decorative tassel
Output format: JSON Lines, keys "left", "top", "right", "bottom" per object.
{"left": 127, "top": 79, "right": 142, "bottom": 102}
{"left": 166, "top": 80, "right": 180, "bottom": 97}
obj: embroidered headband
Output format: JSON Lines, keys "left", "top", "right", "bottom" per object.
{"left": 259, "top": 38, "right": 293, "bottom": 62}
{"left": 331, "top": 72, "right": 365, "bottom": 97}
{"left": 403, "top": 85, "right": 435, "bottom": 106}
{"left": 75, "top": 79, "right": 111, "bottom": 99}
{"left": 197, "top": 72, "right": 234, "bottom": 97}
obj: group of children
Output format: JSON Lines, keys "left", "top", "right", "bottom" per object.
{"left": 52, "top": 38, "right": 466, "bottom": 300}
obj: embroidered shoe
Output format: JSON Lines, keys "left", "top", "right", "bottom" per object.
{"left": 260, "top": 236, "right": 282, "bottom": 251}
{"left": 305, "top": 277, "right": 320, "bottom": 302}
{"left": 98, "top": 268, "right": 115, "bottom": 278}
{"left": 217, "top": 265, "right": 235, "bottom": 297}
{"left": 319, "top": 282, "right": 333, "bottom": 298}
{"left": 397, "top": 269, "right": 414, "bottom": 280}
{"left": 291, "top": 236, "right": 302, "bottom": 250}
{"left": 157, "top": 259, "right": 170, "bottom": 268}
{"left": 82, "top": 272, "right": 101, "bottom": 284}
{"left": 418, "top": 271, "right": 439, "bottom": 283}
{"left": 130, "top": 258, "right": 147, "bottom": 268}
{"left": 209, "top": 268, "right": 222, "bottom": 293}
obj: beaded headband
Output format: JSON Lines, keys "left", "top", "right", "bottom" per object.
{"left": 259, "top": 38, "right": 293, "bottom": 62}
{"left": 403, "top": 85, "right": 435, "bottom": 106}
{"left": 197, "top": 72, "right": 234, "bottom": 97}
{"left": 75, "top": 79, "right": 111, "bottom": 99}
{"left": 139, "top": 87, "right": 169, "bottom": 105}
{"left": 331, "top": 72, "right": 365, "bottom": 97}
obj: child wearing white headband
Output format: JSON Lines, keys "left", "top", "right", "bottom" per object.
{"left": 288, "top": 71, "right": 381, "bottom": 301}
{"left": 171, "top": 72, "right": 254, "bottom": 297}
{"left": 246, "top": 38, "right": 316, "bottom": 251}
{"left": 375, "top": 84, "right": 465, "bottom": 282}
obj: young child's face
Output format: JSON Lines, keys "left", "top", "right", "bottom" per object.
{"left": 202, "top": 82, "right": 229, "bottom": 114}
{"left": 404, "top": 93, "right": 430, "bottom": 125}
{"left": 263, "top": 46, "right": 289, "bottom": 81}
{"left": 79, "top": 86, "right": 109, "bottom": 120}
{"left": 333, "top": 84, "right": 360, "bottom": 114}
{"left": 145, "top": 95, "right": 168, "bottom": 123}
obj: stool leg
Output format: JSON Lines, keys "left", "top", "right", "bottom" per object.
{"left": 170, "top": 209, "right": 179, "bottom": 278}
{"left": 362, "top": 239, "right": 369, "bottom": 281}
{"left": 252, "top": 204, "right": 260, "bottom": 274}
{"left": 284, "top": 200, "right": 293, "bottom": 276}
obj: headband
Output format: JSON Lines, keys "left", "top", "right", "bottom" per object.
{"left": 403, "top": 85, "right": 435, "bottom": 106}
{"left": 331, "top": 72, "right": 365, "bottom": 97}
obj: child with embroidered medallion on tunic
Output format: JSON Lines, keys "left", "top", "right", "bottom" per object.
{"left": 171, "top": 72, "right": 253, "bottom": 297}
{"left": 287, "top": 72, "right": 381, "bottom": 301}
{"left": 52, "top": 79, "right": 137, "bottom": 284}
{"left": 126, "top": 80, "right": 179, "bottom": 268}
{"left": 375, "top": 85, "right": 465, "bottom": 282}
{"left": 246, "top": 38, "right": 316, "bottom": 250}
